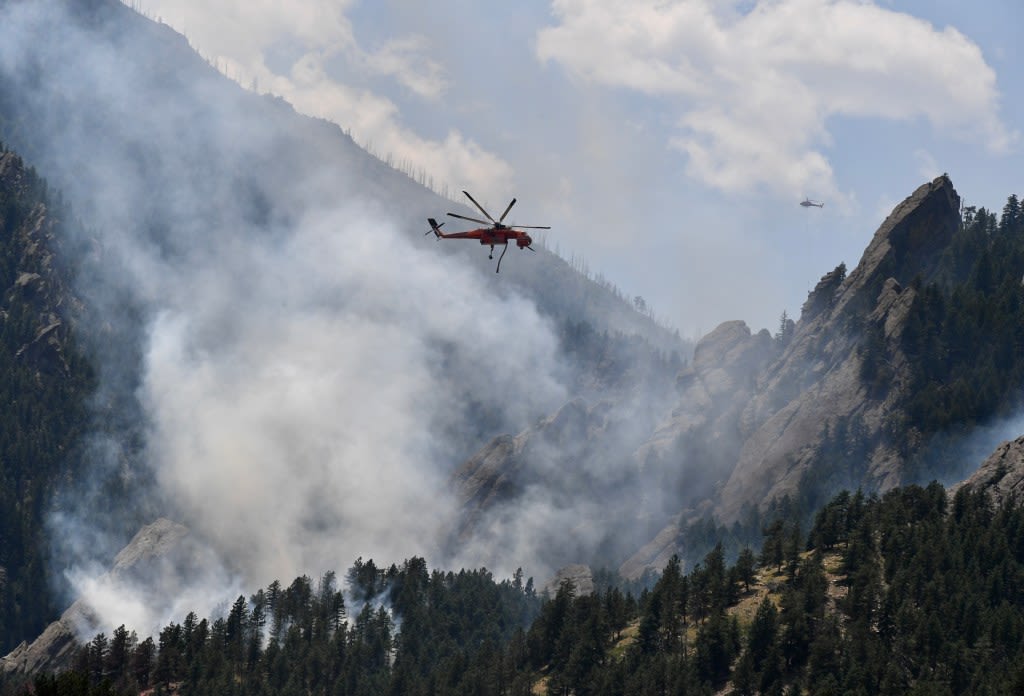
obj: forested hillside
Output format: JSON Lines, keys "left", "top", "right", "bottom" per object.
{"left": 0, "top": 146, "right": 95, "bottom": 655}
{"left": 801, "top": 194, "right": 1024, "bottom": 495}
{"left": 5, "top": 1, "right": 1024, "bottom": 691}
{"left": 722, "top": 184, "right": 1024, "bottom": 524}
{"left": 8, "top": 482, "right": 1024, "bottom": 695}
{"left": 896, "top": 199, "right": 1024, "bottom": 477}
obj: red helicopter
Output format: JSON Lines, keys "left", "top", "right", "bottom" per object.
{"left": 427, "top": 190, "right": 550, "bottom": 272}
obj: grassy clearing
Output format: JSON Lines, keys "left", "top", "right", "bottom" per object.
{"left": 527, "top": 550, "right": 849, "bottom": 691}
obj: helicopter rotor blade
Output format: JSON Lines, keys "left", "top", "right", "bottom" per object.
{"left": 462, "top": 190, "right": 496, "bottom": 223}
{"left": 526, "top": 246, "right": 536, "bottom": 252}
{"left": 447, "top": 212, "right": 491, "bottom": 225}
{"left": 509, "top": 224, "right": 551, "bottom": 230}
{"left": 498, "top": 198, "right": 517, "bottom": 223}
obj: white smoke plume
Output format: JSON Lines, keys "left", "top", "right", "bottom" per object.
{"left": 1, "top": 0, "right": 590, "bottom": 638}
{"left": 139, "top": 202, "right": 568, "bottom": 586}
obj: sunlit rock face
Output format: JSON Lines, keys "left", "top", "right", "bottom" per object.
{"left": 717, "top": 175, "right": 961, "bottom": 521}
{"left": 620, "top": 176, "right": 964, "bottom": 577}
{"left": 951, "top": 437, "right": 1024, "bottom": 508}
{"left": 1, "top": 519, "right": 191, "bottom": 676}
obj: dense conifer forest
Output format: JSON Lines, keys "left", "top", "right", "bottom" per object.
{"left": 896, "top": 198, "right": 1024, "bottom": 485}
{"left": 6, "top": 129, "right": 1024, "bottom": 693}
{"left": 8, "top": 483, "right": 1024, "bottom": 695}
{"left": 0, "top": 145, "right": 95, "bottom": 655}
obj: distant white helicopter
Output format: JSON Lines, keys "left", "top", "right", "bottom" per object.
{"left": 800, "top": 198, "right": 824, "bottom": 208}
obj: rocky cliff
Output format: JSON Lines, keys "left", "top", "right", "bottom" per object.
{"left": 1, "top": 519, "right": 190, "bottom": 676}
{"left": 454, "top": 176, "right": 972, "bottom": 580}
{"left": 449, "top": 395, "right": 671, "bottom": 573}
{"left": 717, "top": 175, "right": 961, "bottom": 519}
{"left": 625, "top": 174, "right": 987, "bottom": 576}
{"left": 0, "top": 151, "right": 82, "bottom": 377}
{"left": 619, "top": 177, "right": 964, "bottom": 575}
{"left": 950, "top": 437, "right": 1024, "bottom": 508}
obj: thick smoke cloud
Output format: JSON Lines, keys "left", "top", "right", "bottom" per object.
{"left": 1, "top": 0, "right": 578, "bottom": 637}
{"left": 139, "top": 202, "right": 568, "bottom": 585}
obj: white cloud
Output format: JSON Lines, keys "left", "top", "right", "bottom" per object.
{"left": 139, "top": 0, "right": 357, "bottom": 66}
{"left": 132, "top": 0, "right": 512, "bottom": 201}
{"left": 364, "top": 35, "right": 449, "bottom": 99}
{"left": 266, "top": 53, "right": 514, "bottom": 201}
{"left": 536, "top": 0, "right": 1016, "bottom": 198}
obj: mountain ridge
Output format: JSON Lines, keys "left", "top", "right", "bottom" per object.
{"left": 4, "top": 0, "right": 1024, "bottom": 675}
{"left": 608, "top": 176, "right": 980, "bottom": 574}
{"left": 453, "top": 175, "right": 985, "bottom": 580}
{"left": 0, "top": 0, "right": 685, "bottom": 651}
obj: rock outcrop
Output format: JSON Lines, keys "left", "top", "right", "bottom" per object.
{"left": 616, "top": 321, "right": 775, "bottom": 578}
{"left": 449, "top": 380, "right": 684, "bottom": 574}
{"left": 619, "top": 176, "right": 964, "bottom": 576}
{"left": 0, "top": 151, "right": 81, "bottom": 377}
{"left": 544, "top": 564, "right": 595, "bottom": 597}
{"left": 1, "top": 519, "right": 189, "bottom": 676}
{"left": 619, "top": 513, "right": 689, "bottom": 580}
{"left": 715, "top": 175, "right": 960, "bottom": 521}
{"left": 638, "top": 320, "right": 774, "bottom": 468}
{"left": 950, "top": 437, "right": 1024, "bottom": 508}
{"left": 451, "top": 398, "right": 613, "bottom": 540}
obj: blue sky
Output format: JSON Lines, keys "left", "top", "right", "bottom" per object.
{"left": 133, "top": 0, "right": 1022, "bottom": 338}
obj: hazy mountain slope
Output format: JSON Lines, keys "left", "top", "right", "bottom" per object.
{"left": 1, "top": 518, "right": 189, "bottom": 677}
{"left": 716, "top": 175, "right": 962, "bottom": 519}
{"left": 0, "top": 0, "right": 682, "bottom": 465}
{"left": 0, "top": 148, "right": 99, "bottom": 654}
{"left": 0, "top": 0, "right": 690, "bottom": 650}
{"left": 447, "top": 316, "right": 761, "bottom": 576}
{"left": 0, "top": 0, "right": 678, "bottom": 353}
{"left": 5, "top": 2, "right": 1024, "bottom": 668}
{"left": 618, "top": 175, "right": 1024, "bottom": 576}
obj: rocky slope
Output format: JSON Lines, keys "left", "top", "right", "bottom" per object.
{"left": 0, "top": 0, "right": 688, "bottom": 662}
{"left": 718, "top": 174, "right": 961, "bottom": 518}
{"left": 456, "top": 175, "right": 984, "bottom": 580}
{"left": 614, "top": 176, "right": 964, "bottom": 575}
{"left": 448, "top": 386, "right": 679, "bottom": 573}
{"left": 950, "top": 436, "right": 1024, "bottom": 507}
{"left": 1, "top": 519, "right": 189, "bottom": 676}
{"left": 0, "top": 150, "right": 82, "bottom": 377}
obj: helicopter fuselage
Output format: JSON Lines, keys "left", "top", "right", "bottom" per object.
{"left": 442, "top": 228, "right": 532, "bottom": 248}
{"left": 426, "top": 191, "right": 547, "bottom": 272}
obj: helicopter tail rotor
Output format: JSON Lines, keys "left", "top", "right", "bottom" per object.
{"left": 426, "top": 218, "right": 445, "bottom": 238}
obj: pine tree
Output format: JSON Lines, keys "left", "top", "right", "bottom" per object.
{"left": 735, "top": 547, "right": 757, "bottom": 593}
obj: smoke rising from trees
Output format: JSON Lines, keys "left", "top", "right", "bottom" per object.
{"left": 0, "top": 0, "right": 595, "bottom": 638}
